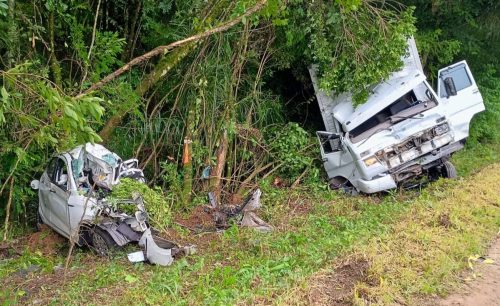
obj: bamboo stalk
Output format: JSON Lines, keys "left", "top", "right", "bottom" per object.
{"left": 48, "top": 9, "right": 62, "bottom": 87}
{"left": 2, "top": 178, "right": 15, "bottom": 241}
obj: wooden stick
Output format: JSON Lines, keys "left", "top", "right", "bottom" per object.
{"left": 291, "top": 167, "right": 309, "bottom": 188}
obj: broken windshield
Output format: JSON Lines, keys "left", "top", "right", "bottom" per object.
{"left": 349, "top": 82, "right": 437, "bottom": 143}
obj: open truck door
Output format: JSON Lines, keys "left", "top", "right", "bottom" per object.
{"left": 316, "top": 131, "right": 353, "bottom": 188}
{"left": 437, "top": 61, "right": 485, "bottom": 141}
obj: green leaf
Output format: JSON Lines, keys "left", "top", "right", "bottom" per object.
{"left": 64, "top": 105, "right": 79, "bottom": 121}
{"left": 1, "top": 86, "right": 9, "bottom": 104}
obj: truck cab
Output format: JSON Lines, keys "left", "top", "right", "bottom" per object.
{"left": 310, "top": 39, "right": 484, "bottom": 193}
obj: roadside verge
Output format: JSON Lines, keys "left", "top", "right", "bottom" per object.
{"left": 280, "top": 163, "right": 500, "bottom": 305}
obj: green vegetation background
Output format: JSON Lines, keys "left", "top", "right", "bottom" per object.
{"left": 0, "top": 0, "right": 499, "bottom": 230}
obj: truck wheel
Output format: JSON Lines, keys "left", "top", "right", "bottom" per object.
{"left": 441, "top": 161, "right": 457, "bottom": 179}
{"left": 329, "top": 177, "right": 348, "bottom": 190}
{"left": 91, "top": 227, "right": 117, "bottom": 257}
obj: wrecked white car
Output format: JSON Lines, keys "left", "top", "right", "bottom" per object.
{"left": 310, "top": 38, "right": 485, "bottom": 193}
{"left": 30, "top": 143, "right": 182, "bottom": 266}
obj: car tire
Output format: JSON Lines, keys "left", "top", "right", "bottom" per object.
{"left": 91, "top": 227, "right": 117, "bottom": 257}
{"left": 441, "top": 161, "right": 457, "bottom": 179}
{"left": 36, "top": 208, "right": 44, "bottom": 232}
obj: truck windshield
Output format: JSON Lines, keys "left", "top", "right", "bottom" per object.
{"left": 349, "top": 83, "right": 437, "bottom": 143}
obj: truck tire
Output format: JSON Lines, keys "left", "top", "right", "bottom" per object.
{"left": 329, "top": 177, "right": 348, "bottom": 190}
{"left": 441, "top": 161, "right": 457, "bottom": 179}
{"left": 91, "top": 227, "right": 117, "bottom": 257}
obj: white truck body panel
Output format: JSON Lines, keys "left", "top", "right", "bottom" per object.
{"left": 310, "top": 37, "right": 485, "bottom": 193}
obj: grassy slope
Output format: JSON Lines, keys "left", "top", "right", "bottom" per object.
{"left": 281, "top": 159, "right": 500, "bottom": 305}
{"left": 0, "top": 144, "right": 499, "bottom": 305}
{"left": 355, "top": 163, "right": 500, "bottom": 304}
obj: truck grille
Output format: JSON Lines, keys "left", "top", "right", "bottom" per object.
{"left": 375, "top": 123, "right": 451, "bottom": 169}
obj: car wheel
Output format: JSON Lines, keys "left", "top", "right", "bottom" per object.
{"left": 36, "top": 209, "right": 44, "bottom": 232}
{"left": 91, "top": 227, "right": 117, "bottom": 257}
{"left": 441, "top": 161, "right": 457, "bottom": 179}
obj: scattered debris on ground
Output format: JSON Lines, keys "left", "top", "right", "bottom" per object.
{"left": 175, "top": 188, "right": 273, "bottom": 233}
{"left": 211, "top": 189, "right": 272, "bottom": 232}
{"left": 433, "top": 237, "right": 500, "bottom": 306}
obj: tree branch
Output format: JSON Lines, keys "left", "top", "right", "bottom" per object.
{"left": 76, "top": 0, "right": 267, "bottom": 98}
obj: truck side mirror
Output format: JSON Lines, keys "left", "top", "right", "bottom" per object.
{"left": 444, "top": 77, "right": 457, "bottom": 97}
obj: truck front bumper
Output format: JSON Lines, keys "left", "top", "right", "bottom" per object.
{"left": 354, "top": 140, "right": 465, "bottom": 194}
{"left": 353, "top": 174, "right": 397, "bottom": 194}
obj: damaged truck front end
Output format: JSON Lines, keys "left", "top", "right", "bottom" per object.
{"left": 311, "top": 38, "right": 485, "bottom": 193}
{"left": 31, "top": 143, "right": 185, "bottom": 266}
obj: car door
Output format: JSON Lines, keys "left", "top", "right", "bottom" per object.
{"left": 38, "top": 158, "right": 58, "bottom": 225}
{"left": 47, "top": 157, "right": 71, "bottom": 237}
{"left": 437, "top": 61, "right": 485, "bottom": 141}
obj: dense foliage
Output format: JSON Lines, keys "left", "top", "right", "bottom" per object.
{"left": 407, "top": 0, "right": 500, "bottom": 142}
{"left": 0, "top": 0, "right": 498, "bottom": 231}
{"left": 109, "top": 178, "right": 172, "bottom": 229}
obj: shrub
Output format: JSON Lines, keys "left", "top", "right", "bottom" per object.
{"left": 265, "top": 122, "right": 314, "bottom": 180}
{"left": 110, "top": 178, "right": 172, "bottom": 230}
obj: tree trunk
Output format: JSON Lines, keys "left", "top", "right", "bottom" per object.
{"left": 210, "top": 129, "right": 229, "bottom": 202}
{"left": 122, "top": 0, "right": 142, "bottom": 62}
{"left": 181, "top": 136, "right": 193, "bottom": 206}
{"left": 6, "top": 0, "right": 19, "bottom": 68}
{"left": 136, "top": 43, "right": 195, "bottom": 96}
{"left": 90, "top": 1, "right": 267, "bottom": 142}
{"left": 49, "top": 10, "right": 62, "bottom": 87}
{"left": 99, "top": 44, "right": 195, "bottom": 142}
{"left": 180, "top": 96, "right": 201, "bottom": 206}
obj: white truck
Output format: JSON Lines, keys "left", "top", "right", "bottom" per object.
{"left": 310, "top": 38, "right": 485, "bottom": 193}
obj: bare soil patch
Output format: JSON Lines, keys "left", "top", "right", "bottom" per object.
{"left": 0, "top": 237, "right": 25, "bottom": 260}
{"left": 26, "top": 225, "right": 66, "bottom": 256}
{"left": 0, "top": 226, "right": 66, "bottom": 261}
{"left": 305, "top": 258, "right": 375, "bottom": 306}
{"left": 175, "top": 205, "right": 216, "bottom": 230}
{"left": 2, "top": 254, "right": 103, "bottom": 305}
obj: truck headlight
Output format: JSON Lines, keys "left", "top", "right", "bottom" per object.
{"left": 434, "top": 123, "right": 449, "bottom": 136}
{"left": 363, "top": 156, "right": 379, "bottom": 167}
